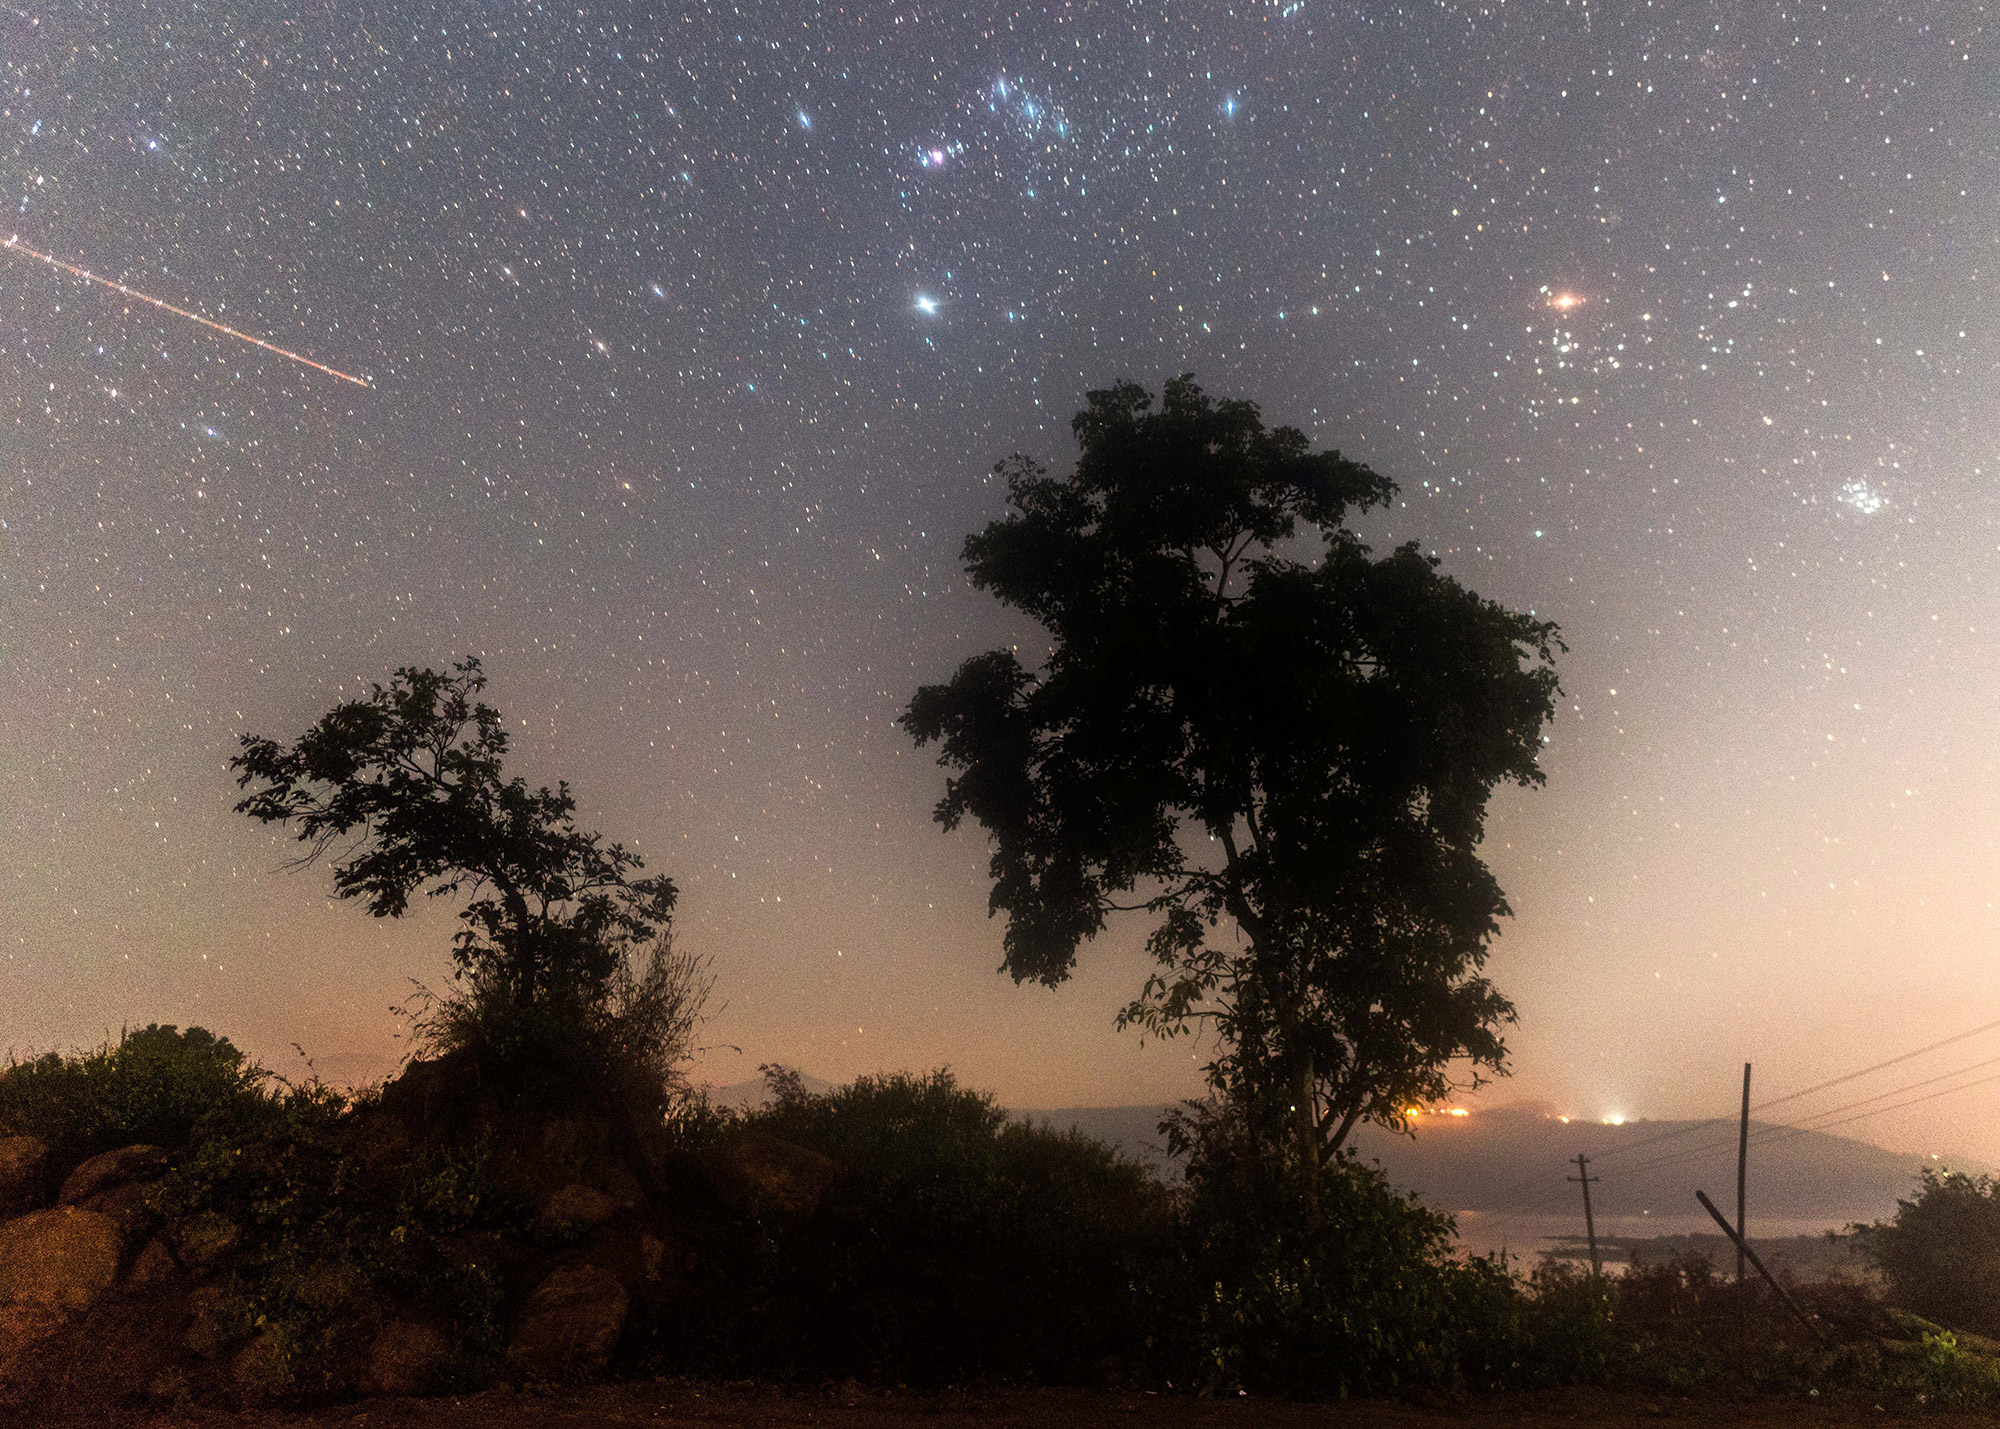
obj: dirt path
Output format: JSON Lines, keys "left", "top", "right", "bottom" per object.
{"left": 18, "top": 1381, "right": 1993, "bottom": 1429}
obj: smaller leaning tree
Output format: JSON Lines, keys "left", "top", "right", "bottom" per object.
{"left": 904, "top": 377, "right": 1560, "bottom": 1191}
{"left": 232, "top": 659, "right": 679, "bottom": 1070}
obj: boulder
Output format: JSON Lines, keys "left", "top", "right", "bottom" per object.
{"left": 0, "top": 1206, "right": 123, "bottom": 1310}
{"left": 82, "top": 1180, "right": 158, "bottom": 1246}
{"left": 368, "top": 1320, "right": 454, "bottom": 1397}
{"left": 58, "top": 1144, "right": 166, "bottom": 1206}
{"left": 182, "top": 1284, "right": 242, "bottom": 1358}
{"left": 230, "top": 1329, "right": 290, "bottom": 1401}
{"left": 145, "top": 1368, "right": 191, "bottom": 1409}
{"left": 0, "top": 1136, "right": 49, "bottom": 1218}
{"left": 535, "top": 1183, "right": 618, "bottom": 1245}
{"left": 124, "top": 1237, "right": 177, "bottom": 1290}
{"left": 174, "top": 1211, "right": 242, "bottom": 1274}
{"left": 0, "top": 1302, "right": 68, "bottom": 1381}
{"left": 700, "top": 1130, "right": 840, "bottom": 1219}
{"left": 506, "top": 1264, "right": 628, "bottom": 1381}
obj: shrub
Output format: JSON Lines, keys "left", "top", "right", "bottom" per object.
{"left": 410, "top": 933, "right": 710, "bottom": 1118}
{"left": 0, "top": 1023, "right": 267, "bottom": 1167}
{"left": 708, "top": 1068, "right": 1171, "bottom": 1383}
{"left": 1160, "top": 1115, "right": 1530, "bottom": 1397}
{"left": 1866, "top": 1169, "right": 2000, "bottom": 1337}
{"left": 1902, "top": 1329, "right": 2000, "bottom": 1411}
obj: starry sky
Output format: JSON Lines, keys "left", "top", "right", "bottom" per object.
{"left": 5, "top": 0, "right": 1999, "bottom": 1161}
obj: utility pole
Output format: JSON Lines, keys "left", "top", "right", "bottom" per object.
{"left": 1569, "top": 1153, "right": 1601, "bottom": 1277}
{"left": 1737, "top": 1062, "right": 1752, "bottom": 1287}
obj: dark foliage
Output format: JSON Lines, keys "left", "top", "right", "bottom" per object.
{"left": 1864, "top": 1167, "right": 2000, "bottom": 1337}
{"left": 146, "top": 1082, "right": 524, "bottom": 1395}
{"left": 905, "top": 377, "right": 1561, "bottom": 1173}
{"left": 701, "top": 1069, "right": 1172, "bottom": 1384}
{"left": 0, "top": 1023, "right": 266, "bottom": 1166}
{"left": 1155, "top": 1097, "right": 1529, "bottom": 1395}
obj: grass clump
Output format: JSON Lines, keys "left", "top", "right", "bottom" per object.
{"left": 409, "top": 933, "right": 710, "bottom": 1123}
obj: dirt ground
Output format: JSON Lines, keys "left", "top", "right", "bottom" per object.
{"left": 11, "top": 1380, "right": 1997, "bottom": 1429}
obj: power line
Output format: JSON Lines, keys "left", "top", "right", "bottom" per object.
{"left": 1759, "top": 1068, "right": 2000, "bottom": 1145}
{"left": 1581, "top": 1016, "right": 2000, "bottom": 1172}
{"left": 1592, "top": 1049, "right": 2000, "bottom": 1183}
{"left": 1749, "top": 1015, "right": 2000, "bottom": 1116}
{"left": 1475, "top": 1013, "right": 2000, "bottom": 1217}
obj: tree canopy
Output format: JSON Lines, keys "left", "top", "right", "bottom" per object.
{"left": 904, "top": 376, "right": 1560, "bottom": 1171}
{"left": 232, "top": 659, "right": 676, "bottom": 1013}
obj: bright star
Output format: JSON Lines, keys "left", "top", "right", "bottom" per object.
{"left": 797, "top": 110, "right": 812, "bottom": 129}
{"left": 915, "top": 294, "right": 939, "bottom": 315}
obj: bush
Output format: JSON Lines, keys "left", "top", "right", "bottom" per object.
{"left": 706, "top": 1068, "right": 1172, "bottom": 1384}
{"left": 410, "top": 933, "right": 710, "bottom": 1118}
{"left": 0, "top": 1023, "right": 267, "bottom": 1166}
{"left": 1158, "top": 1104, "right": 1531, "bottom": 1397}
{"left": 1865, "top": 1169, "right": 2000, "bottom": 1337}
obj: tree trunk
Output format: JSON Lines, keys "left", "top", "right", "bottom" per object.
{"left": 1296, "top": 1045, "right": 1319, "bottom": 1224}
{"left": 503, "top": 887, "right": 536, "bottom": 1000}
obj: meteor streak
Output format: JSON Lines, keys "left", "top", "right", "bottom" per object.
{"left": 4, "top": 235, "right": 372, "bottom": 387}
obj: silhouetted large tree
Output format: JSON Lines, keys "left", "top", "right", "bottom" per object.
{"left": 905, "top": 377, "right": 1560, "bottom": 1185}
{"left": 232, "top": 659, "right": 676, "bottom": 1014}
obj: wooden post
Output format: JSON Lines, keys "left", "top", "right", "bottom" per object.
{"left": 1737, "top": 1062, "right": 1751, "bottom": 1286}
{"left": 1696, "top": 1189, "right": 1824, "bottom": 1341}
{"left": 1568, "top": 1153, "right": 1601, "bottom": 1277}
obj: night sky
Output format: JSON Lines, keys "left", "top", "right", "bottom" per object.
{"left": 6, "top": 1, "right": 1999, "bottom": 1162}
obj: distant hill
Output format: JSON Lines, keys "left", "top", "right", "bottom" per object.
{"left": 706, "top": 1071, "right": 836, "bottom": 1111}
{"left": 1010, "top": 1103, "right": 1966, "bottom": 1224}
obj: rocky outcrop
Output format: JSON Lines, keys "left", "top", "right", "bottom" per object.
{"left": 0, "top": 1136, "right": 49, "bottom": 1218}
{"left": 173, "top": 1211, "right": 241, "bottom": 1274}
{"left": 181, "top": 1283, "right": 242, "bottom": 1359}
{"left": 536, "top": 1183, "right": 618, "bottom": 1245}
{"left": 700, "top": 1130, "right": 840, "bottom": 1219}
{"left": 58, "top": 1144, "right": 166, "bottom": 1206}
{"left": 0, "top": 1303, "right": 68, "bottom": 1383}
{"left": 0, "top": 1061, "right": 737, "bottom": 1410}
{"left": 230, "top": 1329, "right": 290, "bottom": 1401}
{"left": 0, "top": 1206, "right": 123, "bottom": 1310}
{"left": 506, "top": 1264, "right": 629, "bottom": 1381}
{"left": 123, "top": 1238, "right": 177, "bottom": 1289}
{"left": 81, "top": 1180, "right": 159, "bottom": 1245}
{"left": 368, "top": 1321, "right": 454, "bottom": 1397}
